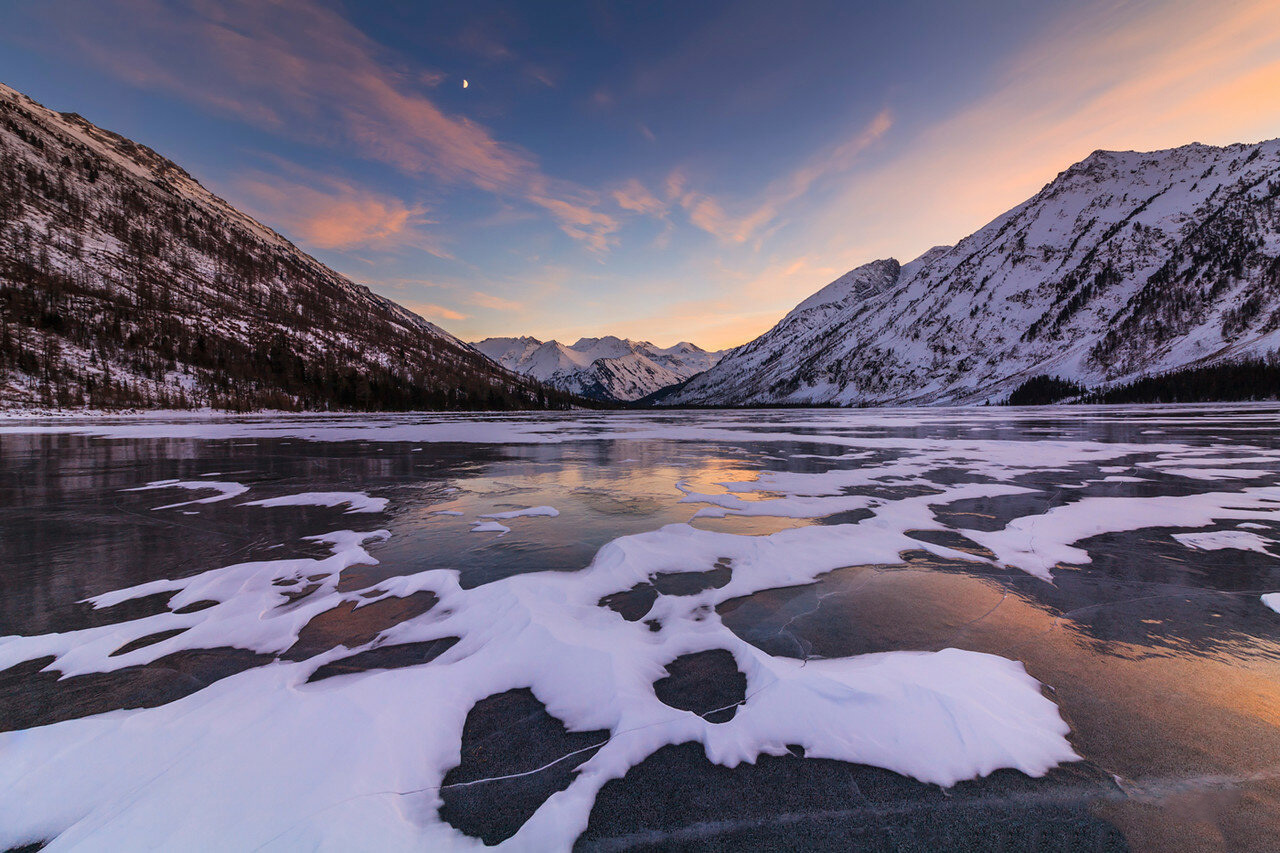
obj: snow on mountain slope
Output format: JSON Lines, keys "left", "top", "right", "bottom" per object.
{"left": 663, "top": 139, "right": 1280, "bottom": 406}
{"left": 0, "top": 82, "right": 567, "bottom": 411}
{"left": 471, "top": 335, "right": 724, "bottom": 401}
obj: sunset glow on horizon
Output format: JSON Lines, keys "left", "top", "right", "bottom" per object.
{"left": 5, "top": 0, "right": 1280, "bottom": 349}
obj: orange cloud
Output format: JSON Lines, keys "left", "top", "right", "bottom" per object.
{"left": 407, "top": 303, "right": 469, "bottom": 322}
{"left": 232, "top": 168, "right": 447, "bottom": 257}
{"left": 526, "top": 193, "right": 619, "bottom": 252}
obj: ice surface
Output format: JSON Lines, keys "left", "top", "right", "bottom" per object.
{"left": 0, "top": 529, "right": 393, "bottom": 677}
{"left": 5, "top": 407, "right": 1280, "bottom": 848}
{"left": 0, "top": 470, "right": 1084, "bottom": 849}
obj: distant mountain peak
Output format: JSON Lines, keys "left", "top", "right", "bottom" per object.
{"left": 471, "top": 334, "right": 726, "bottom": 402}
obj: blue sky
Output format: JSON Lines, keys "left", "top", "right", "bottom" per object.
{"left": 4, "top": 0, "right": 1280, "bottom": 347}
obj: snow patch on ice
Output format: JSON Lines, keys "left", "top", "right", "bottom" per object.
{"left": 968, "top": 488, "right": 1280, "bottom": 580}
{"left": 122, "top": 479, "right": 250, "bottom": 510}
{"left": 241, "top": 491, "right": 389, "bottom": 514}
{"left": 470, "top": 520, "right": 511, "bottom": 535}
{"left": 1173, "top": 530, "right": 1275, "bottom": 554}
{"left": 0, "top": 487, "right": 1080, "bottom": 849}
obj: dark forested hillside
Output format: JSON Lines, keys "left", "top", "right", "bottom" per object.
{"left": 0, "top": 82, "right": 574, "bottom": 411}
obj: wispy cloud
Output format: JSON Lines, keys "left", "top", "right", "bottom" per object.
{"left": 467, "top": 291, "right": 524, "bottom": 312}
{"left": 666, "top": 109, "right": 892, "bottom": 244}
{"left": 58, "top": 0, "right": 616, "bottom": 251}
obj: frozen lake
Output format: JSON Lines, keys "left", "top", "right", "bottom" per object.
{"left": 2, "top": 406, "right": 1280, "bottom": 851}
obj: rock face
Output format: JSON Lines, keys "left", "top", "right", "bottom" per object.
{"left": 471, "top": 335, "right": 724, "bottom": 402}
{"left": 0, "top": 82, "right": 568, "bottom": 411}
{"left": 659, "top": 139, "right": 1280, "bottom": 406}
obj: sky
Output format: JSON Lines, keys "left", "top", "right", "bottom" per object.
{"left": 4, "top": 0, "right": 1280, "bottom": 350}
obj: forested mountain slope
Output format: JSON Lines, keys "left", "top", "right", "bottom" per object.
{"left": 0, "top": 82, "right": 570, "bottom": 411}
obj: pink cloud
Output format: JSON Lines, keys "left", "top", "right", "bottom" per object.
{"left": 468, "top": 291, "right": 524, "bottom": 312}
{"left": 612, "top": 179, "right": 667, "bottom": 216}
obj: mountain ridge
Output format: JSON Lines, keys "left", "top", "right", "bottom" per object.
{"left": 659, "top": 137, "right": 1280, "bottom": 406}
{"left": 471, "top": 334, "right": 723, "bottom": 402}
{"left": 0, "top": 81, "right": 572, "bottom": 411}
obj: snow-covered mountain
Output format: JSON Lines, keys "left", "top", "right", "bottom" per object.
{"left": 0, "top": 82, "right": 570, "bottom": 411}
{"left": 471, "top": 335, "right": 724, "bottom": 402}
{"left": 659, "top": 139, "right": 1280, "bottom": 406}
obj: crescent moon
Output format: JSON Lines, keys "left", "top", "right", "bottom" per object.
{"left": 462, "top": 79, "right": 469, "bottom": 89}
